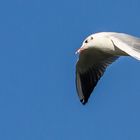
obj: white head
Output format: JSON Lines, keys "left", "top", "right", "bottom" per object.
{"left": 76, "top": 35, "right": 94, "bottom": 54}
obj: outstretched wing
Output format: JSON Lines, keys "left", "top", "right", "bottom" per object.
{"left": 76, "top": 48, "right": 118, "bottom": 105}
{"left": 109, "top": 33, "right": 140, "bottom": 60}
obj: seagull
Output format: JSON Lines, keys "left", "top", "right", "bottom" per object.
{"left": 76, "top": 32, "right": 140, "bottom": 105}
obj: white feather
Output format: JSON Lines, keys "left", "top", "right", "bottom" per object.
{"left": 108, "top": 33, "right": 140, "bottom": 60}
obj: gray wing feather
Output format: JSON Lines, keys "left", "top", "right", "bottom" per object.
{"left": 76, "top": 49, "right": 118, "bottom": 104}
{"left": 111, "top": 33, "right": 140, "bottom": 52}
{"left": 109, "top": 33, "right": 140, "bottom": 60}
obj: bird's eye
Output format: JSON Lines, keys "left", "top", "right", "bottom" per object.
{"left": 91, "top": 37, "right": 93, "bottom": 40}
{"left": 85, "top": 40, "right": 88, "bottom": 43}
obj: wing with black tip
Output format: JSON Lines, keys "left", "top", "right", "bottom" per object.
{"left": 76, "top": 49, "right": 118, "bottom": 104}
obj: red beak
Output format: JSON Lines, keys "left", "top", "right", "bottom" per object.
{"left": 75, "top": 46, "right": 88, "bottom": 54}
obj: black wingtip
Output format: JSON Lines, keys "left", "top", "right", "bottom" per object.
{"left": 80, "top": 99, "right": 87, "bottom": 105}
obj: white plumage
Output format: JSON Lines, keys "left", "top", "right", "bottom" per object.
{"left": 76, "top": 32, "right": 140, "bottom": 105}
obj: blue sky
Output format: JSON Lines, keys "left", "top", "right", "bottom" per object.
{"left": 0, "top": 0, "right": 140, "bottom": 139}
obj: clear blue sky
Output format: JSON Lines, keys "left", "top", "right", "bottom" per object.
{"left": 0, "top": 0, "right": 140, "bottom": 140}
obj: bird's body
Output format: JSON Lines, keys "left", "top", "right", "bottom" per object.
{"left": 81, "top": 32, "right": 129, "bottom": 55}
{"left": 76, "top": 32, "right": 140, "bottom": 105}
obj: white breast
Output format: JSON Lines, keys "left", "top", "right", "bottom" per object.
{"left": 93, "top": 35, "right": 127, "bottom": 56}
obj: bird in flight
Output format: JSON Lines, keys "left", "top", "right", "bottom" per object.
{"left": 76, "top": 32, "right": 140, "bottom": 105}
